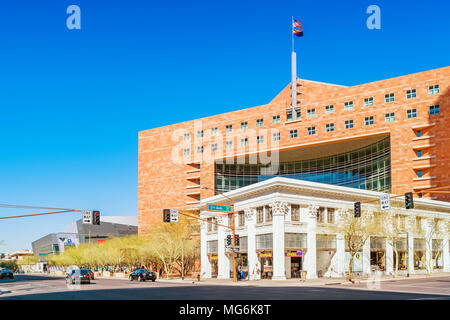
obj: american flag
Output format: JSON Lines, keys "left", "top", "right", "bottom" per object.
{"left": 293, "top": 19, "right": 303, "bottom": 37}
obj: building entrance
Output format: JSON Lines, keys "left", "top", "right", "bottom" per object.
{"left": 290, "top": 257, "right": 302, "bottom": 278}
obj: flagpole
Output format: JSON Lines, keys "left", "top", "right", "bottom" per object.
{"left": 291, "top": 16, "right": 297, "bottom": 120}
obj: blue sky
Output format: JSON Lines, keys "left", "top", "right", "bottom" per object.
{"left": 0, "top": 0, "right": 448, "bottom": 252}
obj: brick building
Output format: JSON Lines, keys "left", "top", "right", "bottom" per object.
{"left": 138, "top": 66, "right": 449, "bottom": 234}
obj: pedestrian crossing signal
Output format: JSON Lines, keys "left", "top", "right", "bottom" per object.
{"left": 226, "top": 234, "right": 232, "bottom": 246}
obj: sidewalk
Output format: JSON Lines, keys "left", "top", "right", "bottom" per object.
{"left": 153, "top": 271, "right": 450, "bottom": 287}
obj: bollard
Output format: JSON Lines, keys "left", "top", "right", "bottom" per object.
{"left": 197, "top": 274, "right": 201, "bottom": 282}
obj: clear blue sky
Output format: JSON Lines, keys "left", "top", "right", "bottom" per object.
{"left": 0, "top": 0, "right": 448, "bottom": 252}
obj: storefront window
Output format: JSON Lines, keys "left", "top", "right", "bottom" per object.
{"left": 317, "top": 235, "right": 336, "bottom": 249}
{"left": 414, "top": 239, "right": 425, "bottom": 270}
{"left": 432, "top": 239, "right": 443, "bottom": 269}
{"left": 393, "top": 238, "right": 407, "bottom": 270}
{"left": 207, "top": 240, "right": 218, "bottom": 253}
{"left": 370, "top": 237, "right": 386, "bottom": 271}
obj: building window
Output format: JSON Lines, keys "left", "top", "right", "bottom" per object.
{"left": 365, "top": 116, "right": 374, "bottom": 126}
{"left": 429, "top": 104, "right": 440, "bottom": 115}
{"left": 287, "top": 108, "right": 300, "bottom": 121}
{"left": 226, "top": 124, "right": 233, "bottom": 132}
{"left": 197, "top": 164, "right": 201, "bottom": 169}
{"left": 317, "top": 207, "right": 325, "bottom": 223}
{"left": 272, "top": 115, "right": 281, "bottom": 123}
{"left": 325, "top": 105, "right": 334, "bottom": 113}
{"left": 364, "top": 97, "right": 374, "bottom": 107}
{"left": 256, "top": 118, "right": 264, "bottom": 127}
{"left": 327, "top": 208, "right": 335, "bottom": 224}
{"left": 290, "top": 129, "right": 298, "bottom": 138}
{"left": 385, "top": 93, "right": 395, "bottom": 103}
{"left": 406, "top": 89, "right": 416, "bottom": 99}
{"left": 265, "top": 205, "right": 272, "bottom": 222}
{"left": 326, "top": 123, "right": 334, "bottom": 132}
{"left": 307, "top": 108, "right": 316, "bottom": 117}
{"left": 407, "top": 109, "right": 417, "bottom": 119}
{"left": 272, "top": 132, "right": 280, "bottom": 141}
{"left": 240, "top": 138, "right": 248, "bottom": 147}
{"left": 197, "top": 179, "right": 201, "bottom": 185}
{"left": 207, "top": 240, "right": 218, "bottom": 252}
{"left": 417, "top": 170, "right": 423, "bottom": 178}
{"left": 345, "top": 120, "right": 354, "bottom": 129}
{"left": 183, "top": 133, "right": 190, "bottom": 140}
{"left": 226, "top": 141, "right": 233, "bottom": 149}
{"left": 183, "top": 148, "right": 190, "bottom": 156}
{"left": 238, "top": 211, "right": 245, "bottom": 226}
{"left": 285, "top": 233, "right": 307, "bottom": 248}
{"left": 344, "top": 101, "right": 354, "bottom": 110}
{"left": 291, "top": 204, "right": 300, "bottom": 222}
{"left": 385, "top": 112, "right": 395, "bottom": 122}
{"left": 256, "top": 207, "right": 264, "bottom": 224}
{"left": 197, "top": 130, "right": 204, "bottom": 138}
{"left": 211, "top": 143, "right": 218, "bottom": 152}
{"left": 211, "top": 127, "right": 218, "bottom": 135}
{"left": 307, "top": 126, "right": 316, "bottom": 135}
{"left": 428, "top": 84, "right": 439, "bottom": 95}
{"left": 257, "top": 135, "right": 264, "bottom": 144}
{"left": 197, "top": 146, "right": 203, "bottom": 154}
{"left": 417, "top": 150, "right": 422, "bottom": 158}
{"left": 197, "top": 195, "right": 200, "bottom": 201}
{"left": 416, "top": 130, "right": 422, "bottom": 137}
{"left": 256, "top": 234, "right": 273, "bottom": 249}
{"left": 241, "top": 121, "right": 248, "bottom": 130}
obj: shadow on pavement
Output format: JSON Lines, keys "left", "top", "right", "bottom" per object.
{"left": 1, "top": 284, "right": 449, "bottom": 300}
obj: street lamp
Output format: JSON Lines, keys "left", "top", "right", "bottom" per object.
{"left": 202, "top": 186, "right": 237, "bottom": 283}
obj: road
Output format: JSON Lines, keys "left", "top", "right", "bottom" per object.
{"left": 0, "top": 274, "right": 449, "bottom": 300}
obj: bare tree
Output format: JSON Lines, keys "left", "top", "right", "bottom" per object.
{"left": 330, "top": 209, "right": 378, "bottom": 282}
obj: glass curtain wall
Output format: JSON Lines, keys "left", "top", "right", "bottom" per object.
{"left": 215, "top": 137, "right": 391, "bottom": 193}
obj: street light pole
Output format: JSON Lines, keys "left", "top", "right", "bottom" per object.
{"left": 181, "top": 238, "right": 184, "bottom": 280}
{"left": 202, "top": 186, "right": 237, "bottom": 283}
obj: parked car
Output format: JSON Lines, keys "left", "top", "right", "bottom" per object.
{"left": 0, "top": 269, "right": 14, "bottom": 279}
{"left": 66, "top": 269, "right": 91, "bottom": 284}
{"left": 85, "top": 269, "right": 94, "bottom": 280}
{"left": 129, "top": 269, "right": 156, "bottom": 282}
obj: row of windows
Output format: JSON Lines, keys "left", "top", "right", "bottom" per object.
{"left": 183, "top": 102, "right": 440, "bottom": 143}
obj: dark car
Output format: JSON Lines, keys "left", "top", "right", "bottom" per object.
{"left": 66, "top": 269, "right": 91, "bottom": 284}
{"left": 0, "top": 269, "right": 14, "bottom": 279}
{"left": 129, "top": 269, "right": 156, "bottom": 282}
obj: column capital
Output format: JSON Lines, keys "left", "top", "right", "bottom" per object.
{"left": 244, "top": 208, "right": 256, "bottom": 222}
{"left": 269, "top": 201, "right": 289, "bottom": 217}
{"left": 216, "top": 216, "right": 225, "bottom": 225}
{"left": 200, "top": 221, "right": 208, "bottom": 230}
{"left": 307, "top": 205, "right": 319, "bottom": 219}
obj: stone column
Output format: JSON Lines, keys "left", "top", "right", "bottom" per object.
{"left": 245, "top": 208, "right": 257, "bottom": 280}
{"left": 386, "top": 239, "right": 394, "bottom": 275}
{"left": 200, "top": 220, "right": 211, "bottom": 279}
{"left": 217, "top": 216, "right": 230, "bottom": 279}
{"left": 406, "top": 217, "right": 415, "bottom": 275}
{"left": 424, "top": 218, "right": 433, "bottom": 274}
{"left": 443, "top": 233, "right": 449, "bottom": 272}
{"left": 362, "top": 210, "right": 373, "bottom": 276}
{"left": 304, "top": 205, "right": 318, "bottom": 279}
{"left": 270, "top": 201, "right": 289, "bottom": 280}
{"left": 335, "top": 234, "right": 345, "bottom": 277}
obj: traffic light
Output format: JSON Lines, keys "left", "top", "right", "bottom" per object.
{"left": 354, "top": 202, "right": 361, "bottom": 218}
{"left": 405, "top": 192, "right": 414, "bottom": 209}
{"left": 163, "top": 209, "right": 171, "bottom": 222}
{"left": 93, "top": 211, "right": 100, "bottom": 225}
{"left": 226, "top": 234, "right": 232, "bottom": 246}
{"left": 234, "top": 234, "right": 240, "bottom": 247}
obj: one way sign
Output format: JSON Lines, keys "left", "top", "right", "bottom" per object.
{"left": 380, "top": 194, "right": 390, "bottom": 211}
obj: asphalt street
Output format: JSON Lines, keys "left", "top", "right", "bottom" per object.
{"left": 0, "top": 274, "right": 449, "bottom": 300}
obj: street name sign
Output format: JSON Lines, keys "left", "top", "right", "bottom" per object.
{"left": 380, "top": 193, "right": 390, "bottom": 211}
{"left": 207, "top": 203, "right": 232, "bottom": 213}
